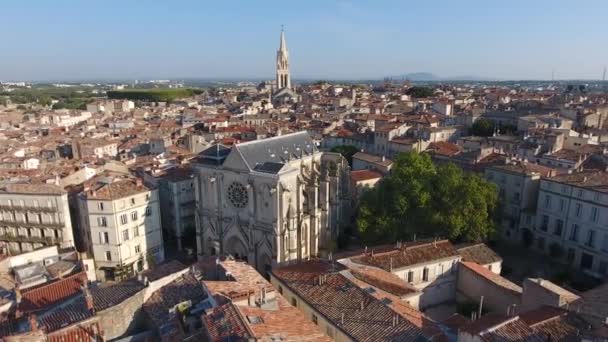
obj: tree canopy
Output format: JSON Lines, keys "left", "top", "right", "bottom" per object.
{"left": 330, "top": 145, "right": 359, "bottom": 166}
{"left": 405, "top": 86, "right": 435, "bottom": 98}
{"left": 470, "top": 118, "right": 517, "bottom": 136}
{"left": 356, "top": 152, "right": 498, "bottom": 244}
{"left": 470, "top": 118, "right": 494, "bottom": 136}
{"left": 107, "top": 88, "right": 203, "bottom": 102}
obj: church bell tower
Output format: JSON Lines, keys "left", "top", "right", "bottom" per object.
{"left": 276, "top": 27, "right": 291, "bottom": 90}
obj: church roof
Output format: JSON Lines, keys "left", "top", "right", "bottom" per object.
{"left": 235, "top": 131, "right": 317, "bottom": 172}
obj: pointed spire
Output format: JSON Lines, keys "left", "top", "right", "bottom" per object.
{"left": 279, "top": 25, "right": 287, "bottom": 52}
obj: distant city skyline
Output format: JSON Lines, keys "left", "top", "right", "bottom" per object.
{"left": 2, "top": 0, "right": 608, "bottom": 81}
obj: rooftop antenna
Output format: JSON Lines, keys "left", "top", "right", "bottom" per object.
{"left": 603, "top": 66, "right": 606, "bottom": 82}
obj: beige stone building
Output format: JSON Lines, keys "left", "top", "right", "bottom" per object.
{"left": 77, "top": 177, "right": 164, "bottom": 281}
{"left": 0, "top": 184, "right": 74, "bottom": 255}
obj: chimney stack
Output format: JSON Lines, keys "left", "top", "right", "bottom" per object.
{"left": 15, "top": 288, "right": 22, "bottom": 304}
{"left": 135, "top": 177, "right": 143, "bottom": 187}
{"left": 29, "top": 313, "right": 38, "bottom": 332}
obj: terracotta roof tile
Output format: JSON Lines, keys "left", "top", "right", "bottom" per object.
{"left": 271, "top": 260, "right": 437, "bottom": 341}
{"left": 353, "top": 240, "right": 460, "bottom": 271}
{"left": 20, "top": 271, "right": 88, "bottom": 313}
{"left": 460, "top": 261, "right": 522, "bottom": 295}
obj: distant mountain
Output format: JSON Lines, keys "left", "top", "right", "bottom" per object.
{"left": 387, "top": 72, "right": 495, "bottom": 82}
{"left": 390, "top": 72, "right": 440, "bottom": 81}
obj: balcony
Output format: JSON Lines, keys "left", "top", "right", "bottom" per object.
{"left": 0, "top": 219, "right": 63, "bottom": 229}
{"left": 0, "top": 233, "right": 57, "bottom": 245}
{"left": 0, "top": 204, "right": 59, "bottom": 213}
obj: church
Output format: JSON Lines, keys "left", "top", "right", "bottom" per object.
{"left": 193, "top": 131, "right": 350, "bottom": 273}
{"left": 272, "top": 28, "right": 299, "bottom": 104}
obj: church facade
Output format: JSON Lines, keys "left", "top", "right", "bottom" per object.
{"left": 193, "top": 132, "right": 350, "bottom": 272}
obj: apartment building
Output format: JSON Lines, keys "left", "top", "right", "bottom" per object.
{"left": 533, "top": 171, "right": 608, "bottom": 277}
{"left": 0, "top": 184, "right": 74, "bottom": 255}
{"left": 77, "top": 177, "right": 164, "bottom": 281}
{"left": 157, "top": 167, "right": 196, "bottom": 251}
{"left": 484, "top": 161, "right": 554, "bottom": 241}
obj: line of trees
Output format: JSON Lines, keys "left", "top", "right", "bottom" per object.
{"left": 107, "top": 88, "right": 203, "bottom": 102}
{"left": 356, "top": 152, "right": 499, "bottom": 244}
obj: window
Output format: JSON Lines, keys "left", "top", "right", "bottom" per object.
{"left": 278, "top": 286, "right": 283, "bottom": 295}
{"left": 602, "top": 234, "right": 608, "bottom": 252}
{"left": 569, "top": 224, "right": 579, "bottom": 242}
{"left": 566, "top": 248, "right": 575, "bottom": 263}
{"left": 122, "top": 229, "right": 129, "bottom": 241}
{"left": 581, "top": 253, "right": 593, "bottom": 270}
{"left": 133, "top": 226, "right": 139, "bottom": 237}
{"left": 105, "top": 251, "right": 112, "bottom": 261}
{"left": 586, "top": 230, "right": 596, "bottom": 248}
{"left": 291, "top": 298, "right": 297, "bottom": 307}
{"left": 544, "top": 195, "right": 551, "bottom": 209}
{"left": 120, "top": 214, "right": 127, "bottom": 225}
{"left": 537, "top": 237, "right": 545, "bottom": 250}
{"left": 554, "top": 219, "right": 563, "bottom": 237}
{"left": 599, "top": 261, "right": 608, "bottom": 275}
{"left": 407, "top": 271, "right": 414, "bottom": 283}
{"left": 312, "top": 314, "right": 318, "bottom": 325}
{"left": 575, "top": 203, "right": 582, "bottom": 217}
{"left": 98, "top": 202, "right": 104, "bottom": 211}
{"left": 135, "top": 245, "right": 141, "bottom": 254}
{"left": 540, "top": 215, "right": 549, "bottom": 232}
{"left": 422, "top": 267, "right": 429, "bottom": 282}
{"left": 131, "top": 198, "right": 136, "bottom": 205}
{"left": 145, "top": 194, "right": 150, "bottom": 201}
{"left": 590, "top": 207, "right": 599, "bottom": 223}
{"left": 100, "top": 232, "right": 109, "bottom": 244}
{"left": 131, "top": 211, "right": 138, "bottom": 221}
{"left": 98, "top": 217, "right": 107, "bottom": 227}
{"left": 559, "top": 199, "right": 565, "bottom": 211}
{"left": 145, "top": 206, "right": 152, "bottom": 216}
{"left": 513, "top": 192, "right": 520, "bottom": 202}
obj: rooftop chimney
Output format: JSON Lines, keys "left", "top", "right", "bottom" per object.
{"left": 15, "top": 288, "right": 22, "bottom": 304}
{"left": 29, "top": 313, "right": 38, "bottom": 332}
{"left": 135, "top": 177, "right": 143, "bottom": 187}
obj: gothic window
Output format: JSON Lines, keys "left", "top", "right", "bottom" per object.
{"left": 227, "top": 182, "right": 249, "bottom": 209}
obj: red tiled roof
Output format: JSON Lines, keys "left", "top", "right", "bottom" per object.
{"left": 353, "top": 240, "right": 460, "bottom": 271}
{"left": 47, "top": 322, "right": 102, "bottom": 342}
{"left": 351, "top": 169, "right": 383, "bottom": 182}
{"left": 271, "top": 260, "right": 436, "bottom": 341}
{"left": 427, "top": 142, "right": 462, "bottom": 157}
{"left": 460, "top": 262, "right": 522, "bottom": 295}
{"left": 38, "top": 296, "right": 94, "bottom": 332}
{"left": 20, "top": 271, "right": 88, "bottom": 313}
{"left": 202, "top": 302, "right": 253, "bottom": 341}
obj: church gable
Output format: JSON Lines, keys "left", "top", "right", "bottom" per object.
{"left": 222, "top": 147, "right": 252, "bottom": 172}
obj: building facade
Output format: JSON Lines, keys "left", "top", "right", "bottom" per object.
{"left": 193, "top": 132, "right": 350, "bottom": 273}
{"left": 0, "top": 184, "right": 74, "bottom": 255}
{"left": 157, "top": 168, "right": 196, "bottom": 251}
{"left": 533, "top": 171, "right": 608, "bottom": 278}
{"left": 77, "top": 178, "right": 165, "bottom": 281}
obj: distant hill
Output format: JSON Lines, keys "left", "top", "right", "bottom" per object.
{"left": 387, "top": 72, "right": 494, "bottom": 81}
{"left": 390, "top": 72, "right": 440, "bottom": 81}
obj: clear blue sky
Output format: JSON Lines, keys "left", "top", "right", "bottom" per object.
{"left": 2, "top": 0, "right": 607, "bottom": 81}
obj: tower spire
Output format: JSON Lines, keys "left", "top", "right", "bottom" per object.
{"left": 279, "top": 25, "right": 287, "bottom": 52}
{"left": 276, "top": 26, "right": 291, "bottom": 90}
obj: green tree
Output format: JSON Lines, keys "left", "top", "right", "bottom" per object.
{"left": 470, "top": 118, "right": 494, "bottom": 136}
{"left": 405, "top": 86, "right": 434, "bottom": 98}
{"left": 330, "top": 145, "right": 359, "bottom": 166}
{"left": 356, "top": 152, "right": 498, "bottom": 244}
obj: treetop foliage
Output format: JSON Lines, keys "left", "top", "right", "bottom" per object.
{"left": 107, "top": 88, "right": 203, "bottom": 102}
{"left": 356, "top": 152, "right": 498, "bottom": 244}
